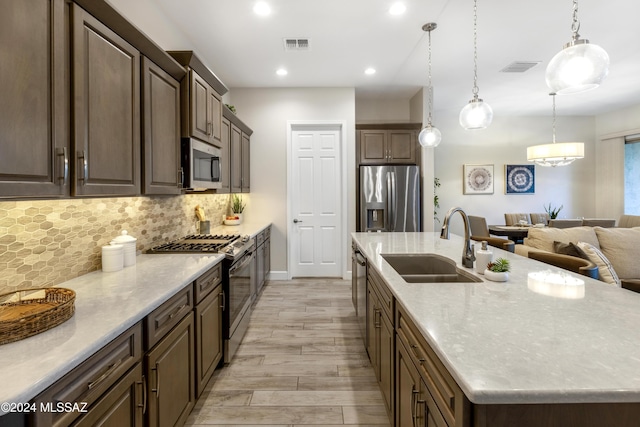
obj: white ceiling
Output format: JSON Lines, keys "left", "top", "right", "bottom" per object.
{"left": 145, "top": 0, "right": 639, "bottom": 117}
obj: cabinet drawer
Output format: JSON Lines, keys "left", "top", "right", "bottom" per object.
{"left": 256, "top": 231, "right": 265, "bottom": 246}
{"left": 194, "top": 263, "right": 222, "bottom": 304}
{"left": 397, "top": 304, "right": 467, "bottom": 427}
{"left": 367, "top": 267, "right": 394, "bottom": 323}
{"left": 145, "top": 285, "right": 193, "bottom": 349}
{"left": 31, "top": 322, "right": 142, "bottom": 427}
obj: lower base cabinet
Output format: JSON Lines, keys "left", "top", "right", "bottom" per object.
{"left": 145, "top": 312, "right": 196, "bottom": 427}
{"left": 195, "top": 284, "right": 223, "bottom": 397}
{"left": 73, "top": 363, "right": 144, "bottom": 427}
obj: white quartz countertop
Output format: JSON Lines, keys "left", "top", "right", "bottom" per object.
{"left": 0, "top": 253, "right": 224, "bottom": 413}
{"left": 352, "top": 232, "right": 640, "bottom": 405}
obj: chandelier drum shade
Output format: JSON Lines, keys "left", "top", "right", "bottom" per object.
{"left": 459, "top": 0, "right": 492, "bottom": 130}
{"left": 418, "top": 23, "right": 441, "bottom": 147}
{"left": 527, "top": 93, "right": 584, "bottom": 167}
{"left": 545, "top": 0, "right": 609, "bottom": 94}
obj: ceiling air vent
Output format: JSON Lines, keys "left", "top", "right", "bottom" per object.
{"left": 284, "top": 38, "right": 310, "bottom": 51}
{"left": 499, "top": 61, "right": 541, "bottom": 73}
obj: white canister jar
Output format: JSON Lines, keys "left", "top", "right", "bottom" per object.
{"left": 111, "top": 230, "right": 137, "bottom": 267}
{"left": 102, "top": 243, "right": 124, "bottom": 272}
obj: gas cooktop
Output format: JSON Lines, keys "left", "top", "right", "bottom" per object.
{"left": 147, "top": 234, "right": 252, "bottom": 259}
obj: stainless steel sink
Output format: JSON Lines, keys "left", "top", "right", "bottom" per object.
{"left": 382, "top": 253, "right": 482, "bottom": 283}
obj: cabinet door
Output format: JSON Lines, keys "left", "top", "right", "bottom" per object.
{"left": 195, "top": 286, "right": 223, "bottom": 397}
{"left": 359, "top": 130, "right": 387, "bottom": 164}
{"left": 388, "top": 130, "right": 417, "bottom": 164}
{"left": 146, "top": 312, "right": 195, "bottom": 427}
{"left": 72, "top": 4, "right": 140, "bottom": 196}
{"left": 219, "top": 117, "right": 231, "bottom": 193}
{"left": 209, "top": 88, "right": 222, "bottom": 144}
{"left": 190, "top": 71, "right": 213, "bottom": 144}
{"left": 421, "top": 379, "right": 449, "bottom": 427}
{"left": 380, "top": 309, "right": 394, "bottom": 418}
{"left": 230, "top": 123, "right": 242, "bottom": 193}
{"left": 142, "top": 58, "right": 181, "bottom": 195}
{"left": 396, "top": 340, "right": 423, "bottom": 427}
{"left": 0, "top": 0, "right": 68, "bottom": 198}
{"left": 366, "top": 286, "right": 379, "bottom": 379}
{"left": 241, "top": 132, "right": 251, "bottom": 192}
{"left": 72, "top": 364, "right": 144, "bottom": 427}
{"left": 263, "top": 237, "right": 270, "bottom": 286}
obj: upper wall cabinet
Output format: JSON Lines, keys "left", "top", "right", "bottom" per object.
{"left": 357, "top": 124, "right": 421, "bottom": 166}
{"left": 224, "top": 106, "right": 252, "bottom": 194}
{"left": 168, "top": 52, "right": 228, "bottom": 148}
{"left": 0, "top": 0, "right": 69, "bottom": 198}
{"left": 71, "top": 4, "right": 141, "bottom": 196}
{"left": 142, "top": 58, "right": 182, "bottom": 195}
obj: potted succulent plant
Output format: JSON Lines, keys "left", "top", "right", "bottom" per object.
{"left": 484, "top": 258, "right": 511, "bottom": 282}
{"left": 225, "top": 194, "right": 245, "bottom": 225}
{"left": 544, "top": 203, "right": 563, "bottom": 219}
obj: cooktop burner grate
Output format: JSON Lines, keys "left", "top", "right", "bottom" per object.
{"left": 148, "top": 234, "right": 240, "bottom": 254}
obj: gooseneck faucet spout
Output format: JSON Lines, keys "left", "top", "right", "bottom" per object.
{"left": 440, "top": 207, "right": 476, "bottom": 268}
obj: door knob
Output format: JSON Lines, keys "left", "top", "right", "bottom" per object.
{"left": 293, "top": 219, "right": 303, "bottom": 223}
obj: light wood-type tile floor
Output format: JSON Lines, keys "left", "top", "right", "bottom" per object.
{"left": 185, "top": 279, "right": 391, "bottom": 427}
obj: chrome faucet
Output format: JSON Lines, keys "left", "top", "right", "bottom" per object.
{"left": 440, "top": 207, "right": 476, "bottom": 268}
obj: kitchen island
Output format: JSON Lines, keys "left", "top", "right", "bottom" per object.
{"left": 352, "top": 232, "right": 640, "bottom": 426}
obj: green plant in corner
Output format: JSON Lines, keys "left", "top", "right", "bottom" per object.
{"left": 225, "top": 104, "right": 237, "bottom": 114}
{"left": 487, "top": 258, "right": 510, "bottom": 273}
{"left": 544, "top": 203, "right": 563, "bottom": 219}
{"left": 231, "top": 194, "right": 245, "bottom": 213}
{"left": 434, "top": 177, "right": 441, "bottom": 223}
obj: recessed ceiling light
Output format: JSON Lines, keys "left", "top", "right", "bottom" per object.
{"left": 365, "top": 68, "right": 376, "bottom": 75}
{"left": 276, "top": 68, "right": 288, "bottom": 76}
{"left": 253, "top": 2, "right": 271, "bottom": 16}
{"left": 389, "top": 2, "right": 406, "bottom": 15}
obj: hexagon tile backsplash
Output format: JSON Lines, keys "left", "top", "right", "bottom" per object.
{"left": 0, "top": 194, "right": 233, "bottom": 294}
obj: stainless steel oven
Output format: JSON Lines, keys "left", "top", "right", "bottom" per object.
{"left": 224, "top": 245, "right": 255, "bottom": 363}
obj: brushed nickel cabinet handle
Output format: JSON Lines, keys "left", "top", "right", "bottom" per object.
{"left": 137, "top": 375, "right": 147, "bottom": 414}
{"left": 87, "top": 358, "right": 122, "bottom": 390}
{"left": 220, "top": 290, "right": 226, "bottom": 311}
{"left": 152, "top": 362, "right": 161, "bottom": 398}
{"left": 56, "top": 147, "right": 68, "bottom": 186}
{"left": 77, "top": 151, "right": 88, "bottom": 184}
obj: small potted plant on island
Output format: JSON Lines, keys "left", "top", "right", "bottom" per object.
{"left": 225, "top": 194, "right": 245, "bottom": 225}
{"left": 484, "top": 258, "right": 510, "bottom": 282}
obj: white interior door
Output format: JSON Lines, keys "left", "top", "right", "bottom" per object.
{"left": 290, "top": 126, "right": 342, "bottom": 277}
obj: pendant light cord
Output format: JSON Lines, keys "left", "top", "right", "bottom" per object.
{"left": 471, "top": 0, "right": 479, "bottom": 99}
{"left": 427, "top": 28, "right": 433, "bottom": 127}
{"left": 571, "top": 0, "right": 581, "bottom": 41}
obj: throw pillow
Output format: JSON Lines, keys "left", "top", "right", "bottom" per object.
{"left": 576, "top": 241, "right": 621, "bottom": 287}
{"left": 553, "top": 241, "right": 589, "bottom": 259}
{"left": 593, "top": 227, "right": 640, "bottom": 279}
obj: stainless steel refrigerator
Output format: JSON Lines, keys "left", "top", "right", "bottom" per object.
{"left": 359, "top": 165, "right": 421, "bottom": 232}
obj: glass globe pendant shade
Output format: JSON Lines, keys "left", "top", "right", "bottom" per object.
{"left": 459, "top": 98, "right": 493, "bottom": 130}
{"left": 545, "top": 40, "right": 609, "bottom": 94}
{"left": 418, "top": 126, "right": 442, "bottom": 147}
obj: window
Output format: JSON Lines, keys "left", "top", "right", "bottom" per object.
{"left": 624, "top": 134, "right": 640, "bottom": 215}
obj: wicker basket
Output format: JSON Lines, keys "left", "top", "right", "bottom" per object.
{"left": 0, "top": 287, "right": 76, "bottom": 345}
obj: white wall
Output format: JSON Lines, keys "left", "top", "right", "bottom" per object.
{"left": 226, "top": 88, "right": 356, "bottom": 277}
{"left": 433, "top": 114, "right": 597, "bottom": 236}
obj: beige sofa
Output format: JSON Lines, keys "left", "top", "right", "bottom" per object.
{"left": 515, "top": 226, "right": 640, "bottom": 292}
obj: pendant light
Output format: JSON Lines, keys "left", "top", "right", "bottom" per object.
{"left": 545, "top": 0, "right": 609, "bottom": 94}
{"left": 418, "top": 23, "right": 441, "bottom": 147}
{"left": 527, "top": 93, "right": 584, "bottom": 167}
{"left": 459, "top": 0, "right": 492, "bottom": 130}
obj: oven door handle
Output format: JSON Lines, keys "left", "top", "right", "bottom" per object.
{"left": 229, "top": 252, "right": 254, "bottom": 275}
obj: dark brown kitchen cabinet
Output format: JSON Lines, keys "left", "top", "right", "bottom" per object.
{"left": 141, "top": 57, "right": 182, "bottom": 195}
{"left": 255, "top": 226, "right": 271, "bottom": 296}
{"left": 0, "top": 0, "right": 69, "bottom": 198}
{"left": 145, "top": 312, "right": 196, "bottom": 427}
{"left": 168, "top": 51, "right": 228, "bottom": 148}
{"left": 194, "top": 264, "right": 224, "bottom": 397}
{"left": 30, "top": 322, "right": 143, "bottom": 427}
{"left": 396, "top": 335, "right": 424, "bottom": 427}
{"left": 72, "top": 363, "right": 144, "bottom": 427}
{"left": 367, "top": 267, "right": 394, "bottom": 420}
{"left": 356, "top": 124, "right": 421, "bottom": 166}
{"left": 219, "top": 117, "right": 232, "bottom": 193}
{"left": 224, "top": 106, "right": 253, "bottom": 194}
{"left": 71, "top": 3, "right": 141, "bottom": 196}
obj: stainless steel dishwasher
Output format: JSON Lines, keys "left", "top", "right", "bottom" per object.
{"left": 352, "top": 243, "right": 367, "bottom": 342}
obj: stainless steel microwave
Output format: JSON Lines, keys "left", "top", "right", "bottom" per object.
{"left": 181, "top": 138, "right": 222, "bottom": 190}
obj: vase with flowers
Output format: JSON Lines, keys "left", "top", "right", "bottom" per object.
{"left": 224, "top": 194, "right": 245, "bottom": 225}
